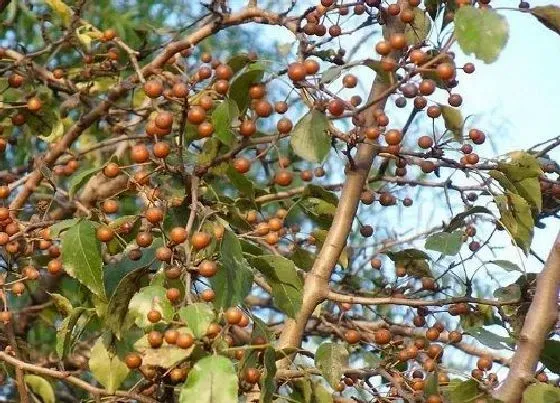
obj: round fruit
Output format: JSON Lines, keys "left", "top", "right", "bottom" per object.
{"left": 375, "top": 328, "right": 392, "bottom": 345}
{"left": 26, "top": 97, "right": 42, "bottom": 112}
{"left": 102, "top": 199, "right": 119, "bottom": 214}
{"left": 375, "top": 41, "right": 391, "bottom": 56}
{"left": 47, "top": 259, "right": 63, "bottom": 275}
{"left": 200, "top": 288, "right": 215, "bottom": 302}
{"left": 147, "top": 310, "right": 162, "bottom": 323}
{"left": 418, "top": 135, "right": 434, "bottom": 149}
{"left": 206, "top": 323, "right": 221, "bottom": 338}
{"left": 172, "top": 82, "right": 189, "bottom": 98}
{"left": 245, "top": 368, "right": 261, "bottom": 384}
{"left": 426, "top": 327, "right": 440, "bottom": 341}
{"left": 136, "top": 231, "right": 154, "bottom": 248}
{"left": 239, "top": 120, "right": 256, "bottom": 137}
{"left": 166, "top": 288, "right": 181, "bottom": 303}
{"left": 287, "top": 63, "right": 306, "bottom": 81}
{"left": 145, "top": 207, "right": 164, "bottom": 224}
{"left": 144, "top": 80, "right": 164, "bottom": 98}
{"left": 153, "top": 142, "right": 170, "bottom": 158}
{"left": 225, "top": 307, "right": 242, "bottom": 325}
{"left": 96, "top": 226, "right": 114, "bottom": 242}
{"left": 187, "top": 106, "right": 206, "bottom": 125}
{"left": 169, "top": 368, "right": 187, "bottom": 383}
{"left": 448, "top": 331, "right": 462, "bottom": 344}
{"left": 176, "top": 333, "right": 194, "bottom": 349}
{"left": 12, "top": 282, "right": 25, "bottom": 296}
{"left": 170, "top": 227, "right": 188, "bottom": 244}
{"left": 156, "top": 247, "right": 173, "bottom": 262}
{"left": 254, "top": 100, "right": 273, "bottom": 117}
{"left": 104, "top": 162, "right": 121, "bottom": 178}
{"left": 154, "top": 111, "right": 174, "bottom": 129}
{"left": 275, "top": 101, "right": 288, "bottom": 114}
{"left": 389, "top": 33, "right": 407, "bottom": 50}
{"left": 216, "top": 64, "right": 233, "bottom": 80}
{"left": 477, "top": 355, "right": 492, "bottom": 371}
{"left": 147, "top": 331, "right": 163, "bottom": 348}
{"left": 125, "top": 353, "right": 142, "bottom": 369}
{"left": 303, "top": 59, "right": 320, "bottom": 75}
{"left": 198, "top": 259, "right": 218, "bottom": 277}
{"left": 344, "top": 329, "right": 361, "bottom": 344}
{"left": 165, "top": 266, "right": 182, "bottom": 279}
{"left": 274, "top": 170, "right": 293, "bottom": 186}
{"left": 328, "top": 98, "right": 345, "bottom": 116}
{"left": 277, "top": 118, "right": 293, "bottom": 134}
{"left": 436, "top": 63, "right": 455, "bottom": 80}
{"left": 191, "top": 232, "right": 211, "bottom": 250}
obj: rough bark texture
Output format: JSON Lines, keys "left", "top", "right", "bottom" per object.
{"left": 493, "top": 230, "right": 560, "bottom": 402}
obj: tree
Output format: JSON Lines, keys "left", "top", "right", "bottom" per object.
{"left": 0, "top": 0, "right": 559, "bottom": 402}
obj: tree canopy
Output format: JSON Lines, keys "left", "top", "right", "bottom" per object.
{"left": 1, "top": 0, "right": 560, "bottom": 402}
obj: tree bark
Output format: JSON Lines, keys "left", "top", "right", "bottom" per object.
{"left": 493, "top": 230, "right": 560, "bottom": 402}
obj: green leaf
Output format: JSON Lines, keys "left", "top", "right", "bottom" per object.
{"left": 467, "top": 327, "right": 514, "bottom": 350}
{"left": 227, "top": 53, "right": 252, "bottom": 73}
{"left": 24, "top": 375, "right": 55, "bottom": 403}
{"left": 105, "top": 262, "right": 153, "bottom": 337}
{"left": 523, "top": 382, "right": 560, "bottom": 403}
{"left": 179, "top": 355, "right": 238, "bottom": 403}
{"left": 364, "top": 59, "right": 393, "bottom": 84}
{"left": 531, "top": 6, "right": 560, "bottom": 36}
{"left": 540, "top": 340, "right": 560, "bottom": 374}
{"left": 425, "top": 230, "right": 463, "bottom": 256}
{"left": 104, "top": 244, "right": 157, "bottom": 298}
{"left": 48, "top": 293, "right": 73, "bottom": 316}
{"left": 246, "top": 255, "right": 304, "bottom": 318}
{"left": 441, "top": 106, "right": 463, "bottom": 140}
{"left": 49, "top": 218, "right": 81, "bottom": 238}
{"left": 212, "top": 230, "right": 254, "bottom": 309}
{"left": 445, "top": 379, "right": 480, "bottom": 403}
{"left": 134, "top": 328, "right": 194, "bottom": 368}
{"left": 227, "top": 165, "right": 255, "bottom": 200}
{"left": 68, "top": 166, "right": 101, "bottom": 198}
{"left": 312, "top": 381, "right": 334, "bottom": 403}
{"left": 300, "top": 197, "right": 337, "bottom": 228}
{"left": 127, "top": 285, "right": 174, "bottom": 328}
{"left": 259, "top": 347, "right": 277, "bottom": 403}
{"left": 496, "top": 152, "right": 543, "bottom": 212}
{"left": 385, "top": 248, "right": 429, "bottom": 261}
{"left": 291, "top": 247, "right": 316, "bottom": 271}
{"left": 495, "top": 192, "right": 534, "bottom": 253}
{"left": 446, "top": 206, "right": 492, "bottom": 232}
{"left": 424, "top": 372, "right": 438, "bottom": 399}
{"left": 302, "top": 184, "right": 339, "bottom": 206}
{"left": 405, "top": 8, "right": 432, "bottom": 45}
{"left": 454, "top": 6, "right": 509, "bottom": 63}
{"left": 494, "top": 284, "right": 521, "bottom": 302}
{"left": 89, "top": 336, "right": 129, "bottom": 393}
{"left": 485, "top": 259, "right": 522, "bottom": 272}
{"left": 212, "top": 98, "right": 238, "bottom": 146}
{"left": 320, "top": 66, "right": 343, "bottom": 84}
{"left": 229, "top": 63, "right": 266, "bottom": 111}
{"left": 315, "top": 342, "right": 349, "bottom": 388}
{"left": 290, "top": 109, "right": 331, "bottom": 163}
{"left": 61, "top": 220, "right": 105, "bottom": 298}
{"left": 178, "top": 303, "right": 215, "bottom": 339}
{"left": 56, "top": 308, "right": 91, "bottom": 359}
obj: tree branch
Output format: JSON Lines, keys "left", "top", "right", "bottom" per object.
{"left": 0, "top": 351, "right": 156, "bottom": 403}
{"left": 9, "top": 7, "right": 295, "bottom": 211}
{"left": 493, "top": 230, "right": 560, "bottom": 402}
{"left": 276, "top": 3, "right": 407, "bottom": 358}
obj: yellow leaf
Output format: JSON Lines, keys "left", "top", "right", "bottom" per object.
{"left": 44, "top": 0, "right": 73, "bottom": 26}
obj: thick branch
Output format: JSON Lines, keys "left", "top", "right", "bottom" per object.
{"left": 327, "top": 292, "right": 519, "bottom": 308}
{"left": 276, "top": 6, "right": 407, "bottom": 356}
{"left": 493, "top": 230, "right": 560, "bottom": 402}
